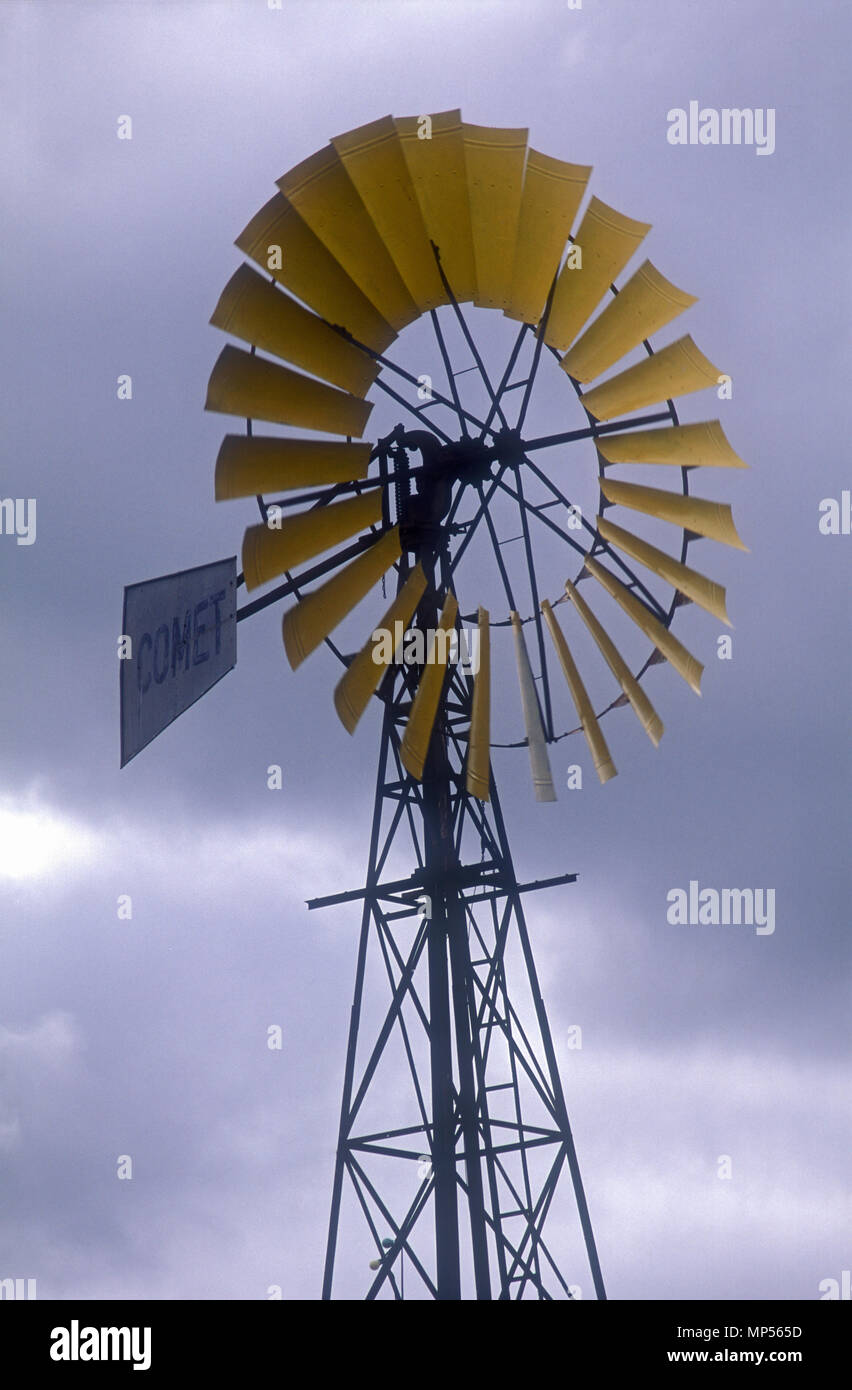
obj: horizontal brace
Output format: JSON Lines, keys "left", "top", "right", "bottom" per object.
{"left": 386, "top": 868, "right": 581, "bottom": 917}
{"left": 463, "top": 871, "right": 579, "bottom": 908}
{"left": 308, "top": 865, "right": 576, "bottom": 914}
{"left": 481, "top": 1135, "right": 564, "bottom": 1159}
{"left": 348, "top": 1122, "right": 431, "bottom": 1145}
{"left": 460, "top": 1133, "right": 564, "bottom": 1161}
{"left": 484, "top": 1118, "right": 562, "bottom": 1139}
{"left": 348, "top": 1142, "right": 428, "bottom": 1162}
{"left": 516, "top": 871, "right": 578, "bottom": 894}
{"left": 354, "top": 1133, "right": 564, "bottom": 1164}
{"left": 307, "top": 862, "right": 507, "bottom": 911}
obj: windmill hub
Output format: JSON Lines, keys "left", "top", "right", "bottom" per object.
{"left": 393, "top": 426, "right": 522, "bottom": 552}
{"left": 396, "top": 426, "right": 492, "bottom": 481}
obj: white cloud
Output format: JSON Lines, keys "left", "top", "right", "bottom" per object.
{"left": 0, "top": 798, "right": 99, "bottom": 881}
{"left": 0, "top": 786, "right": 359, "bottom": 898}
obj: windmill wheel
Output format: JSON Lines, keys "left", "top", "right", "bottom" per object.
{"left": 205, "top": 110, "right": 747, "bottom": 800}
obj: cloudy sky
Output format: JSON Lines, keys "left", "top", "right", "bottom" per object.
{"left": 1, "top": 0, "right": 849, "bottom": 1300}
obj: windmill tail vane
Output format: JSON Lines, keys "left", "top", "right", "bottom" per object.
{"left": 203, "top": 109, "right": 747, "bottom": 1299}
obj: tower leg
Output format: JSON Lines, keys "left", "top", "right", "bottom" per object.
{"left": 319, "top": 682, "right": 605, "bottom": 1299}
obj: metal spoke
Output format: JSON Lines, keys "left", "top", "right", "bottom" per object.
{"left": 519, "top": 453, "right": 671, "bottom": 621}
{"left": 491, "top": 473, "right": 589, "bottom": 562}
{"left": 479, "top": 319, "right": 530, "bottom": 440}
{"left": 374, "top": 374, "right": 455, "bottom": 444}
{"left": 475, "top": 480, "right": 519, "bottom": 616}
{"left": 521, "top": 410, "right": 672, "bottom": 454}
{"left": 512, "top": 462, "right": 553, "bottom": 739}
{"left": 446, "top": 464, "right": 510, "bottom": 577}
{"left": 430, "top": 243, "right": 510, "bottom": 431}
{"left": 330, "top": 319, "right": 491, "bottom": 437}
{"left": 430, "top": 308, "right": 470, "bottom": 439}
{"left": 514, "top": 275, "right": 557, "bottom": 436}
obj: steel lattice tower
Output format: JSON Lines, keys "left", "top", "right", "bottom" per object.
{"left": 312, "top": 451, "right": 606, "bottom": 1299}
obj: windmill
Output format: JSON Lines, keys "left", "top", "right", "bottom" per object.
{"left": 204, "top": 111, "right": 746, "bottom": 1300}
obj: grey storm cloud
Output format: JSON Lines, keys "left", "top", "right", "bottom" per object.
{"left": 0, "top": 0, "right": 849, "bottom": 1300}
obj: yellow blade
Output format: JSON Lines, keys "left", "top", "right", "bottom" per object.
{"left": 503, "top": 150, "right": 591, "bottom": 324}
{"left": 277, "top": 143, "right": 419, "bottom": 332}
{"left": 541, "top": 600, "right": 616, "bottom": 784}
{"left": 561, "top": 261, "right": 697, "bottom": 383}
{"left": 334, "top": 565, "right": 428, "bottom": 734}
{"left": 600, "top": 477, "right": 747, "bottom": 549}
{"left": 580, "top": 335, "right": 722, "bottom": 421}
{"left": 463, "top": 123, "right": 528, "bottom": 310}
{"left": 584, "top": 556, "right": 703, "bottom": 695}
{"left": 235, "top": 192, "right": 396, "bottom": 352}
{"left": 466, "top": 606, "right": 491, "bottom": 802}
{"left": 510, "top": 612, "right": 556, "bottom": 802}
{"left": 210, "top": 264, "right": 379, "bottom": 397}
{"left": 596, "top": 419, "right": 747, "bottom": 468}
{"left": 282, "top": 527, "right": 402, "bottom": 669}
{"left": 564, "top": 579, "right": 663, "bottom": 746}
{"left": 242, "top": 491, "right": 382, "bottom": 591}
{"left": 205, "top": 345, "right": 373, "bottom": 437}
{"left": 333, "top": 116, "right": 446, "bottom": 313}
{"left": 596, "top": 515, "right": 731, "bottom": 625}
{"left": 544, "top": 196, "right": 651, "bottom": 351}
{"left": 215, "top": 437, "right": 371, "bottom": 501}
{"left": 400, "top": 593, "right": 459, "bottom": 780}
{"left": 396, "top": 109, "right": 477, "bottom": 303}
